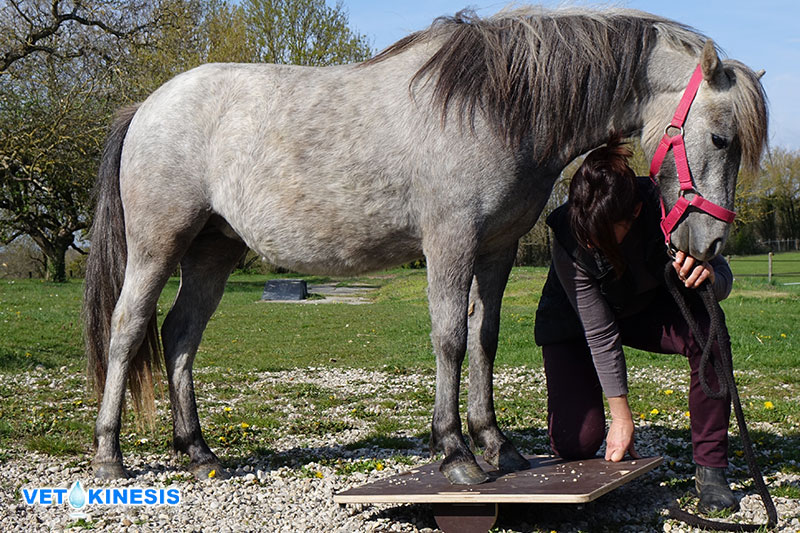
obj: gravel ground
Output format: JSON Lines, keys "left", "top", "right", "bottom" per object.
{"left": 1, "top": 366, "right": 798, "bottom": 532}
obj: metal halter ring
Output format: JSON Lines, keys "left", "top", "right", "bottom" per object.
{"left": 665, "top": 124, "right": 685, "bottom": 137}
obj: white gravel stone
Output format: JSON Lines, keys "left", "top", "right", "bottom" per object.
{"left": 2, "top": 367, "right": 797, "bottom": 532}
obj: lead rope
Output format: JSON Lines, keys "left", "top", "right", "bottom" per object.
{"left": 663, "top": 262, "right": 779, "bottom": 531}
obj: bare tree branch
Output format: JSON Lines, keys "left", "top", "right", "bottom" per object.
{"left": 1, "top": 0, "right": 149, "bottom": 73}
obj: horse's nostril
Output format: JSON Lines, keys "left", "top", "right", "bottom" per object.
{"left": 710, "top": 238, "right": 724, "bottom": 259}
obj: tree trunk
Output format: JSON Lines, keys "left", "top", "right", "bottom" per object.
{"left": 33, "top": 237, "right": 71, "bottom": 283}
{"left": 48, "top": 249, "right": 67, "bottom": 282}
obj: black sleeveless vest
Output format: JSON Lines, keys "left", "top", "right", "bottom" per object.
{"left": 534, "top": 178, "right": 670, "bottom": 346}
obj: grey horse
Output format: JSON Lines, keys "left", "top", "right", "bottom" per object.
{"left": 84, "top": 7, "right": 767, "bottom": 485}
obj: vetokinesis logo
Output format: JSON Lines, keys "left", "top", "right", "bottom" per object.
{"left": 22, "top": 480, "right": 180, "bottom": 518}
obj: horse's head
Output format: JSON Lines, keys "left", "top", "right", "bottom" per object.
{"left": 646, "top": 40, "right": 768, "bottom": 261}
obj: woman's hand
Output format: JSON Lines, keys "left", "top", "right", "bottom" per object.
{"left": 672, "top": 250, "right": 716, "bottom": 289}
{"left": 606, "top": 396, "right": 640, "bottom": 462}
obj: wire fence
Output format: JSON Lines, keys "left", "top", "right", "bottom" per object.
{"left": 728, "top": 252, "right": 800, "bottom": 284}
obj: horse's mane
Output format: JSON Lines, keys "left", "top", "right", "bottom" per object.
{"left": 366, "top": 6, "right": 767, "bottom": 168}
{"left": 720, "top": 59, "right": 769, "bottom": 171}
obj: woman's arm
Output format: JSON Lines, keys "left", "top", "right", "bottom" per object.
{"left": 551, "top": 241, "right": 628, "bottom": 398}
{"left": 552, "top": 241, "right": 638, "bottom": 461}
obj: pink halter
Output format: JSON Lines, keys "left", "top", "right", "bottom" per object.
{"left": 649, "top": 64, "right": 736, "bottom": 247}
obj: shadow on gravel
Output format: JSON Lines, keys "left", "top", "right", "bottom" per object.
{"left": 219, "top": 435, "right": 432, "bottom": 477}
{"left": 363, "top": 477, "right": 676, "bottom": 533}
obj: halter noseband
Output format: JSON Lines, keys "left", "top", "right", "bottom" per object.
{"left": 649, "top": 64, "right": 736, "bottom": 249}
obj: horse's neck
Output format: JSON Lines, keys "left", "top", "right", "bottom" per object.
{"left": 557, "top": 45, "right": 700, "bottom": 165}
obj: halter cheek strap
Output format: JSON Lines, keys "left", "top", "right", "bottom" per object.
{"left": 649, "top": 64, "right": 736, "bottom": 246}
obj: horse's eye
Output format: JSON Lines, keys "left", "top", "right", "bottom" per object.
{"left": 711, "top": 134, "right": 729, "bottom": 149}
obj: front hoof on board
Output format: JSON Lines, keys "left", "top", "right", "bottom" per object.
{"left": 440, "top": 453, "right": 489, "bottom": 485}
{"left": 485, "top": 441, "right": 531, "bottom": 472}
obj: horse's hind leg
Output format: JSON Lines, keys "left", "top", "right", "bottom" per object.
{"left": 161, "top": 227, "right": 247, "bottom": 479}
{"left": 94, "top": 249, "right": 185, "bottom": 479}
{"left": 467, "top": 244, "right": 530, "bottom": 472}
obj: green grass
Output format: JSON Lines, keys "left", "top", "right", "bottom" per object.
{"left": 0, "top": 262, "right": 798, "bottom": 460}
{"left": 728, "top": 250, "right": 800, "bottom": 285}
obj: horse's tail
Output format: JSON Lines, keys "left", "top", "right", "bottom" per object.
{"left": 83, "top": 104, "right": 162, "bottom": 423}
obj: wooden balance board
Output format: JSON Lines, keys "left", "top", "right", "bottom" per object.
{"left": 334, "top": 455, "right": 662, "bottom": 533}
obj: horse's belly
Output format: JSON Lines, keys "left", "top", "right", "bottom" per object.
{"left": 216, "top": 189, "right": 423, "bottom": 276}
{"left": 250, "top": 222, "right": 423, "bottom": 276}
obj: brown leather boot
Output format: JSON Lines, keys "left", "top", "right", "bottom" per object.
{"left": 696, "top": 465, "right": 739, "bottom": 514}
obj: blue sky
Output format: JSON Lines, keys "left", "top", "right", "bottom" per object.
{"left": 341, "top": 1, "right": 799, "bottom": 150}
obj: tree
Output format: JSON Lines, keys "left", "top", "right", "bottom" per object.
{"left": 244, "top": 0, "right": 371, "bottom": 66}
{"left": 1, "top": 0, "right": 371, "bottom": 281}
{"left": 0, "top": 0, "right": 152, "bottom": 73}
{"left": 760, "top": 147, "right": 800, "bottom": 242}
{"left": 725, "top": 147, "right": 800, "bottom": 254}
{"left": 0, "top": 0, "right": 156, "bottom": 281}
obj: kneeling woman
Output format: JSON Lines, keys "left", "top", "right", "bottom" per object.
{"left": 534, "top": 138, "right": 737, "bottom": 513}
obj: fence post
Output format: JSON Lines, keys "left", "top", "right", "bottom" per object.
{"left": 768, "top": 252, "right": 773, "bottom": 283}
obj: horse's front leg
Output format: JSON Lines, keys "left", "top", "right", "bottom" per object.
{"left": 467, "top": 244, "right": 530, "bottom": 472}
{"left": 425, "top": 234, "right": 488, "bottom": 485}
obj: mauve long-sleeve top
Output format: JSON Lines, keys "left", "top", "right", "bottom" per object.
{"left": 550, "top": 220, "right": 733, "bottom": 398}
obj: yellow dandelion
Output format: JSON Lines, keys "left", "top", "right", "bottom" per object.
{"left": 650, "top": 409, "right": 659, "bottom": 415}
{"left": 764, "top": 401, "right": 775, "bottom": 410}
{"left": 780, "top": 333, "right": 787, "bottom": 338}
{"left": 663, "top": 389, "right": 674, "bottom": 395}
{"left": 315, "top": 471, "right": 324, "bottom": 479}
{"left": 208, "top": 469, "right": 216, "bottom": 478}
{"left": 219, "top": 436, "right": 227, "bottom": 443}
{"left": 224, "top": 406, "right": 232, "bottom": 412}
{"left": 240, "top": 422, "right": 250, "bottom": 429}
{"left": 684, "top": 411, "right": 691, "bottom": 418}
{"left": 376, "top": 462, "right": 384, "bottom": 471}
{"left": 639, "top": 413, "right": 646, "bottom": 420}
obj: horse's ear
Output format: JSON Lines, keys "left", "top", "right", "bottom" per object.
{"left": 700, "top": 39, "right": 722, "bottom": 83}
{"left": 756, "top": 69, "right": 766, "bottom": 80}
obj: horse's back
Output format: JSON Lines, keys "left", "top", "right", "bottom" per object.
{"left": 118, "top": 61, "right": 430, "bottom": 273}
{"left": 119, "top": 58, "right": 544, "bottom": 275}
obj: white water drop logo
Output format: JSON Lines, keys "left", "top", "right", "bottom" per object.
{"left": 67, "top": 480, "right": 87, "bottom": 517}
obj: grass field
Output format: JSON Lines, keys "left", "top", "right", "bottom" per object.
{"left": 728, "top": 250, "right": 800, "bottom": 285}
{"left": 0, "top": 262, "right": 798, "bottom": 531}
{"left": 0, "top": 261, "right": 798, "bottom": 451}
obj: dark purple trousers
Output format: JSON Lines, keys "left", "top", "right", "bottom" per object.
{"left": 542, "top": 292, "right": 732, "bottom": 468}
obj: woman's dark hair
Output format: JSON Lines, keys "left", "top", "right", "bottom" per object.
{"left": 568, "top": 135, "right": 638, "bottom": 276}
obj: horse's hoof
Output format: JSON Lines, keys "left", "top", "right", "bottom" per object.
{"left": 93, "top": 462, "right": 129, "bottom": 480}
{"left": 190, "top": 462, "right": 230, "bottom": 480}
{"left": 440, "top": 456, "right": 489, "bottom": 485}
{"left": 487, "top": 442, "right": 531, "bottom": 472}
